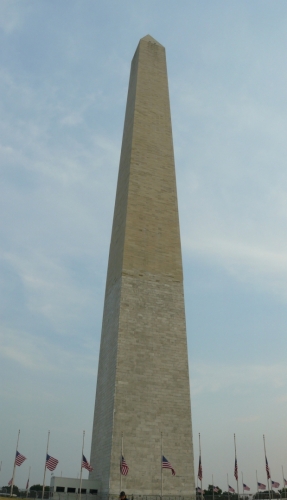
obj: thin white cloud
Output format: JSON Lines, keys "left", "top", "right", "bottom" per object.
{"left": 190, "top": 362, "right": 287, "bottom": 397}
{"left": 0, "top": 326, "right": 97, "bottom": 374}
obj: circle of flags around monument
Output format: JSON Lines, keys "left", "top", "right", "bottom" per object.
{"left": 196, "top": 433, "right": 286, "bottom": 496}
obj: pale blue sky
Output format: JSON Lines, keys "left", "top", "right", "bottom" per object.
{"left": 1, "top": 0, "right": 287, "bottom": 492}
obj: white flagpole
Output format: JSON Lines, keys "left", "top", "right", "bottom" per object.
{"left": 227, "top": 473, "right": 230, "bottom": 500}
{"left": 234, "top": 434, "right": 239, "bottom": 499}
{"left": 26, "top": 466, "right": 31, "bottom": 498}
{"left": 282, "top": 466, "right": 285, "bottom": 498}
{"left": 161, "top": 432, "right": 163, "bottom": 500}
{"left": 199, "top": 433, "right": 203, "bottom": 500}
{"left": 10, "top": 429, "right": 20, "bottom": 497}
{"left": 242, "top": 472, "right": 244, "bottom": 500}
{"left": 212, "top": 475, "right": 215, "bottom": 500}
{"left": 120, "top": 433, "right": 123, "bottom": 492}
{"left": 256, "top": 470, "right": 259, "bottom": 499}
{"left": 79, "top": 431, "right": 85, "bottom": 500}
{"left": 42, "top": 431, "right": 50, "bottom": 500}
{"left": 263, "top": 435, "right": 271, "bottom": 500}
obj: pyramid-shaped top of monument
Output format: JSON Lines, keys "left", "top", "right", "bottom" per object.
{"left": 140, "top": 34, "right": 164, "bottom": 47}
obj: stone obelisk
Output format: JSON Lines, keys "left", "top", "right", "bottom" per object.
{"left": 90, "top": 35, "right": 195, "bottom": 498}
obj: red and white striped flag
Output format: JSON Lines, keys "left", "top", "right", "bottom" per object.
{"left": 265, "top": 457, "right": 270, "bottom": 480}
{"left": 46, "top": 454, "right": 58, "bottom": 471}
{"left": 198, "top": 456, "right": 202, "bottom": 481}
{"left": 258, "top": 483, "right": 266, "bottom": 490}
{"left": 120, "top": 456, "right": 129, "bottom": 476}
{"left": 15, "top": 451, "right": 26, "bottom": 466}
{"left": 162, "top": 456, "right": 175, "bottom": 476}
{"left": 234, "top": 458, "right": 238, "bottom": 481}
{"left": 82, "top": 455, "right": 93, "bottom": 472}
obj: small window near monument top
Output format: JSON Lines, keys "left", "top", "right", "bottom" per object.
{"left": 56, "top": 487, "right": 65, "bottom": 493}
{"left": 89, "top": 490, "right": 98, "bottom": 495}
{"left": 67, "top": 488, "right": 76, "bottom": 493}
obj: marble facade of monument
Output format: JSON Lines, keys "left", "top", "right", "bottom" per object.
{"left": 90, "top": 35, "right": 195, "bottom": 498}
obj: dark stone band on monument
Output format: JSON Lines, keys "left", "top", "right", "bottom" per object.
{"left": 90, "top": 35, "right": 195, "bottom": 498}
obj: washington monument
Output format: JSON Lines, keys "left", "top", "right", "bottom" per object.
{"left": 90, "top": 35, "right": 195, "bottom": 497}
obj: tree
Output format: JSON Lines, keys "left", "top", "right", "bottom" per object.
{"left": 2, "top": 485, "right": 19, "bottom": 496}
{"left": 29, "top": 485, "right": 50, "bottom": 492}
{"left": 204, "top": 485, "right": 223, "bottom": 496}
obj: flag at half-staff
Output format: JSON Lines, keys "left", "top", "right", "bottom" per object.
{"left": 198, "top": 455, "right": 202, "bottom": 481}
{"left": 258, "top": 483, "right": 266, "bottom": 490}
{"left": 265, "top": 457, "right": 271, "bottom": 480}
{"left": 243, "top": 484, "right": 250, "bottom": 491}
{"left": 120, "top": 456, "right": 129, "bottom": 476}
{"left": 10, "top": 430, "right": 26, "bottom": 497}
{"left": 46, "top": 454, "right": 59, "bottom": 472}
{"left": 82, "top": 455, "right": 93, "bottom": 472}
{"left": 162, "top": 456, "right": 175, "bottom": 476}
{"left": 15, "top": 451, "right": 26, "bottom": 466}
{"left": 234, "top": 458, "right": 238, "bottom": 481}
{"left": 272, "top": 481, "right": 280, "bottom": 488}
{"left": 228, "top": 485, "right": 235, "bottom": 493}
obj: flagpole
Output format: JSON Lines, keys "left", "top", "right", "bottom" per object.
{"left": 234, "top": 434, "right": 239, "bottom": 499}
{"left": 42, "top": 431, "right": 50, "bottom": 500}
{"left": 79, "top": 431, "right": 85, "bottom": 500}
{"left": 282, "top": 466, "right": 285, "bottom": 498}
{"left": 161, "top": 432, "right": 163, "bottom": 500}
{"left": 227, "top": 473, "right": 230, "bottom": 500}
{"left": 212, "top": 475, "right": 215, "bottom": 500}
{"left": 10, "top": 429, "right": 20, "bottom": 497}
{"left": 242, "top": 472, "right": 244, "bottom": 500}
{"left": 120, "top": 433, "right": 123, "bottom": 492}
{"left": 26, "top": 466, "right": 31, "bottom": 498}
{"left": 199, "top": 433, "right": 203, "bottom": 500}
{"left": 256, "top": 470, "right": 259, "bottom": 500}
{"left": 263, "top": 435, "right": 271, "bottom": 500}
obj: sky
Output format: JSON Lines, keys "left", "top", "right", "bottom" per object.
{"left": 1, "top": 0, "right": 287, "bottom": 493}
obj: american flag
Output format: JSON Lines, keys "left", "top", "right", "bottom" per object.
{"left": 228, "top": 485, "right": 235, "bottom": 493}
{"left": 120, "top": 456, "right": 129, "bottom": 476}
{"left": 15, "top": 451, "right": 26, "bottom": 466}
{"left": 258, "top": 482, "right": 266, "bottom": 490}
{"left": 243, "top": 484, "right": 250, "bottom": 491}
{"left": 8, "top": 479, "right": 12, "bottom": 486}
{"left": 196, "top": 487, "right": 203, "bottom": 493}
{"left": 82, "top": 455, "right": 93, "bottom": 472}
{"left": 213, "top": 486, "right": 219, "bottom": 493}
{"left": 272, "top": 481, "right": 280, "bottom": 488}
{"left": 265, "top": 457, "right": 270, "bottom": 479}
{"left": 284, "top": 478, "right": 287, "bottom": 486}
{"left": 162, "top": 456, "right": 175, "bottom": 476}
{"left": 26, "top": 479, "right": 29, "bottom": 490}
{"left": 198, "top": 456, "right": 202, "bottom": 481}
{"left": 46, "top": 454, "right": 59, "bottom": 471}
{"left": 234, "top": 458, "right": 238, "bottom": 481}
